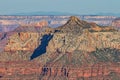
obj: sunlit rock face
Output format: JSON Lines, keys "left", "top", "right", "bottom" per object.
{"left": 35, "top": 21, "right": 48, "bottom": 28}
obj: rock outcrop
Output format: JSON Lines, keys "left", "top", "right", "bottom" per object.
{"left": 35, "top": 20, "right": 48, "bottom": 28}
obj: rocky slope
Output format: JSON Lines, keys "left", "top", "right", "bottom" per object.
{"left": 0, "top": 16, "right": 120, "bottom": 80}
{"left": 0, "top": 24, "right": 53, "bottom": 61}
{"left": 0, "top": 20, "right": 50, "bottom": 52}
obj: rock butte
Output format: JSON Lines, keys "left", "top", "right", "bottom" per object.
{"left": 0, "top": 16, "right": 120, "bottom": 79}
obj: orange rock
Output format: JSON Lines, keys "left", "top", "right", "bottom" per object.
{"left": 35, "top": 21, "right": 48, "bottom": 28}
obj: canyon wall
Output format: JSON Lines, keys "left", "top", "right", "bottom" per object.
{"left": 112, "top": 17, "right": 120, "bottom": 30}
{"left": 0, "top": 16, "right": 120, "bottom": 80}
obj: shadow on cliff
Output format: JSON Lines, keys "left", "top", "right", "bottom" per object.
{"left": 91, "top": 48, "right": 120, "bottom": 62}
{"left": 30, "top": 34, "right": 53, "bottom": 60}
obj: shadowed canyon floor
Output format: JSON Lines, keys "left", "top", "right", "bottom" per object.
{"left": 0, "top": 16, "right": 120, "bottom": 80}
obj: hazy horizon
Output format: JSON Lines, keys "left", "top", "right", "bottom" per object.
{"left": 0, "top": 0, "right": 120, "bottom": 15}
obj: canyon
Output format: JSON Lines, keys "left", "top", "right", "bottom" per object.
{"left": 0, "top": 16, "right": 120, "bottom": 80}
